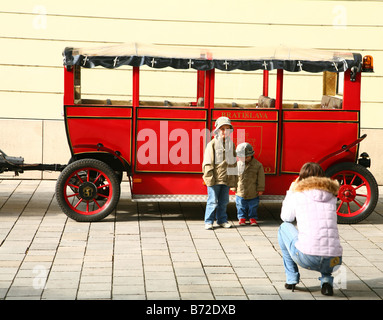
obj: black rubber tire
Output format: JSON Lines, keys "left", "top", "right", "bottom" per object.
{"left": 56, "top": 159, "right": 120, "bottom": 222}
{"left": 325, "top": 162, "right": 379, "bottom": 224}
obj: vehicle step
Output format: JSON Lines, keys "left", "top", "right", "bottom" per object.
{"left": 131, "top": 194, "right": 285, "bottom": 203}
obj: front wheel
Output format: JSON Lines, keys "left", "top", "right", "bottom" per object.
{"left": 325, "top": 162, "right": 379, "bottom": 224}
{"left": 56, "top": 159, "right": 120, "bottom": 222}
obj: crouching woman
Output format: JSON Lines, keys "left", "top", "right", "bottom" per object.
{"left": 277, "top": 162, "right": 343, "bottom": 296}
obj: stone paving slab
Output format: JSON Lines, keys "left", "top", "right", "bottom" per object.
{"left": 0, "top": 180, "right": 383, "bottom": 300}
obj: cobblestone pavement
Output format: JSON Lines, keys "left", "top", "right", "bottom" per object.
{"left": 0, "top": 179, "right": 383, "bottom": 300}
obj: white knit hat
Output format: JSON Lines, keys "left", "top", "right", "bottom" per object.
{"left": 214, "top": 117, "right": 233, "bottom": 134}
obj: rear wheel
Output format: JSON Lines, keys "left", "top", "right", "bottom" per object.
{"left": 56, "top": 159, "right": 120, "bottom": 222}
{"left": 325, "top": 162, "right": 378, "bottom": 224}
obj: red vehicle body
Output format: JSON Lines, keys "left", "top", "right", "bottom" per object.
{"left": 57, "top": 43, "right": 377, "bottom": 223}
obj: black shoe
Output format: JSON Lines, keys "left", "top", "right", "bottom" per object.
{"left": 321, "top": 283, "right": 333, "bottom": 296}
{"left": 284, "top": 283, "right": 296, "bottom": 292}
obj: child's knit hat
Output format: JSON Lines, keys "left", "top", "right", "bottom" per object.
{"left": 236, "top": 142, "right": 255, "bottom": 157}
{"left": 214, "top": 116, "right": 233, "bottom": 134}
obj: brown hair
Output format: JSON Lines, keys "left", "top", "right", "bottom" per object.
{"left": 298, "top": 162, "right": 325, "bottom": 181}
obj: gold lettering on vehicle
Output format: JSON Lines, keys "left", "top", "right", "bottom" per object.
{"left": 220, "top": 111, "right": 268, "bottom": 120}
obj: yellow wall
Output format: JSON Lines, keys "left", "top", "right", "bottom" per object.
{"left": 1, "top": 0, "right": 382, "bottom": 180}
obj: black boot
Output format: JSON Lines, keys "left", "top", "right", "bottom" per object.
{"left": 321, "top": 283, "right": 333, "bottom": 296}
{"left": 284, "top": 283, "right": 296, "bottom": 292}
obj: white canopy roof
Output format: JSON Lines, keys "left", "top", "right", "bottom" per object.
{"left": 63, "top": 42, "right": 362, "bottom": 73}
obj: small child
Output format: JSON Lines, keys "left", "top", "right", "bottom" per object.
{"left": 202, "top": 116, "right": 237, "bottom": 230}
{"left": 234, "top": 142, "right": 265, "bottom": 226}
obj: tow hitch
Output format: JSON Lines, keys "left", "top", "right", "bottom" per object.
{"left": 0, "top": 149, "right": 66, "bottom": 176}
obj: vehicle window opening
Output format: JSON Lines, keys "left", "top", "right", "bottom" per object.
{"left": 277, "top": 71, "right": 343, "bottom": 110}
{"left": 321, "top": 71, "right": 343, "bottom": 109}
{"left": 336, "top": 72, "right": 344, "bottom": 96}
{"left": 213, "top": 70, "right": 276, "bottom": 109}
{"left": 138, "top": 66, "right": 198, "bottom": 107}
{"left": 74, "top": 65, "right": 133, "bottom": 106}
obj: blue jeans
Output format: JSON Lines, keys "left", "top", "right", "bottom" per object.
{"left": 278, "top": 222, "right": 342, "bottom": 287}
{"left": 205, "top": 185, "right": 230, "bottom": 224}
{"left": 236, "top": 195, "right": 259, "bottom": 220}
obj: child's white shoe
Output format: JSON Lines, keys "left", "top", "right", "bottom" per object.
{"left": 205, "top": 223, "right": 213, "bottom": 230}
{"left": 219, "top": 222, "right": 232, "bottom": 228}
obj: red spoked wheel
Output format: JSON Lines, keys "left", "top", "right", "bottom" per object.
{"left": 56, "top": 159, "right": 120, "bottom": 222}
{"left": 325, "top": 162, "right": 378, "bottom": 224}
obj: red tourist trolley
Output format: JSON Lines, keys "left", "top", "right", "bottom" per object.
{"left": 1, "top": 43, "right": 378, "bottom": 223}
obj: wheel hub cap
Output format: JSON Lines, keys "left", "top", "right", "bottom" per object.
{"left": 78, "top": 182, "right": 97, "bottom": 201}
{"left": 339, "top": 184, "right": 356, "bottom": 202}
